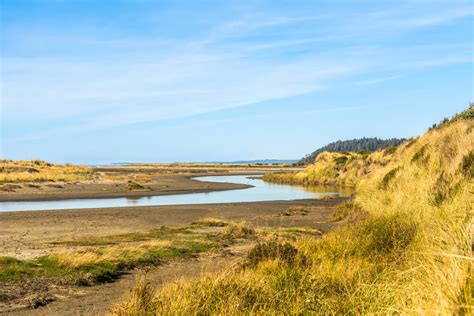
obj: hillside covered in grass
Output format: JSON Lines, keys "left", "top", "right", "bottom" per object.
{"left": 114, "top": 107, "right": 473, "bottom": 314}
{"left": 265, "top": 107, "right": 473, "bottom": 188}
{"left": 264, "top": 149, "right": 395, "bottom": 187}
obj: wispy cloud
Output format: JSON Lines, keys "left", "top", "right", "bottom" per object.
{"left": 403, "top": 56, "right": 474, "bottom": 68}
{"left": 355, "top": 76, "right": 400, "bottom": 86}
{"left": 2, "top": 0, "right": 472, "bottom": 144}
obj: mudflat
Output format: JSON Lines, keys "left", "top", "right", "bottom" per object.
{"left": 0, "top": 198, "right": 343, "bottom": 259}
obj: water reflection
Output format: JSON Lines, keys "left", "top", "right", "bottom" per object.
{"left": 126, "top": 196, "right": 152, "bottom": 204}
{"left": 0, "top": 175, "right": 354, "bottom": 212}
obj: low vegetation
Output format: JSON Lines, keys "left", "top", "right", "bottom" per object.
{"left": 126, "top": 180, "right": 152, "bottom": 191}
{"left": 113, "top": 106, "right": 473, "bottom": 314}
{"left": 222, "top": 222, "right": 256, "bottom": 239}
{"left": 280, "top": 206, "right": 310, "bottom": 216}
{"left": 330, "top": 200, "right": 367, "bottom": 222}
{"left": 0, "top": 255, "right": 120, "bottom": 285}
{"left": 0, "top": 160, "right": 92, "bottom": 183}
{"left": 0, "top": 225, "right": 233, "bottom": 285}
{"left": 2, "top": 218, "right": 294, "bottom": 294}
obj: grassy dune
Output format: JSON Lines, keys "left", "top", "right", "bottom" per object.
{"left": 113, "top": 108, "right": 473, "bottom": 314}
{"left": 0, "top": 160, "right": 92, "bottom": 183}
{"left": 262, "top": 149, "right": 395, "bottom": 187}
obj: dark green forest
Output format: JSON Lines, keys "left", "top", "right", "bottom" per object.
{"left": 297, "top": 137, "right": 406, "bottom": 165}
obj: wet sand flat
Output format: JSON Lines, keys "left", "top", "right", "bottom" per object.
{"left": 0, "top": 198, "right": 343, "bottom": 259}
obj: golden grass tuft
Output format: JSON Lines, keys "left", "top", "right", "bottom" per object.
{"left": 0, "top": 160, "right": 92, "bottom": 183}
{"left": 110, "top": 277, "right": 156, "bottom": 315}
{"left": 223, "top": 222, "right": 256, "bottom": 239}
{"left": 192, "top": 217, "right": 230, "bottom": 227}
{"left": 52, "top": 240, "right": 173, "bottom": 268}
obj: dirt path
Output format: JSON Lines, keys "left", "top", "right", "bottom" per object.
{"left": 5, "top": 241, "right": 254, "bottom": 316}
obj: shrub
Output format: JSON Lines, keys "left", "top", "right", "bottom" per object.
{"left": 335, "top": 156, "right": 349, "bottom": 166}
{"left": 380, "top": 167, "right": 400, "bottom": 189}
{"left": 281, "top": 206, "right": 309, "bottom": 216}
{"left": 244, "top": 241, "right": 302, "bottom": 268}
{"left": 223, "top": 223, "right": 255, "bottom": 239}
{"left": 383, "top": 146, "right": 397, "bottom": 155}
{"left": 460, "top": 151, "right": 473, "bottom": 178}
{"left": 331, "top": 202, "right": 355, "bottom": 222}
{"left": 359, "top": 214, "right": 417, "bottom": 255}
{"left": 411, "top": 144, "right": 429, "bottom": 164}
{"left": 126, "top": 181, "right": 151, "bottom": 191}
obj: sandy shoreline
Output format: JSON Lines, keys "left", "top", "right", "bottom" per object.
{"left": 0, "top": 173, "right": 256, "bottom": 202}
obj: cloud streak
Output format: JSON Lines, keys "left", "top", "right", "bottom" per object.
{"left": 2, "top": 0, "right": 473, "bottom": 143}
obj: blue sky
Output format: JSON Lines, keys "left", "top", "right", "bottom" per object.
{"left": 1, "top": 0, "right": 473, "bottom": 164}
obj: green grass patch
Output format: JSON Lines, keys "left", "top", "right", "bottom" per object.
{"left": 0, "top": 255, "right": 119, "bottom": 284}
{"left": 3, "top": 226, "right": 224, "bottom": 284}
{"left": 0, "top": 256, "right": 65, "bottom": 281}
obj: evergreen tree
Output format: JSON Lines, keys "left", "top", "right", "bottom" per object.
{"left": 297, "top": 137, "right": 406, "bottom": 165}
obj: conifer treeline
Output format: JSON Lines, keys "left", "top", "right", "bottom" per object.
{"left": 297, "top": 137, "right": 405, "bottom": 165}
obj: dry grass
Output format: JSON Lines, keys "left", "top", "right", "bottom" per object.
{"left": 263, "top": 150, "right": 393, "bottom": 187}
{"left": 0, "top": 226, "right": 224, "bottom": 284}
{"left": 191, "top": 217, "right": 230, "bottom": 227}
{"left": 52, "top": 240, "right": 173, "bottom": 268}
{"left": 111, "top": 277, "right": 156, "bottom": 315}
{"left": 113, "top": 109, "right": 473, "bottom": 314}
{"left": 126, "top": 181, "right": 152, "bottom": 191}
{"left": 0, "top": 160, "right": 92, "bottom": 183}
{"left": 280, "top": 206, "right": 310, "bottom": 217}
{"left": 220, "top": 222, "right": 256, "bottom": 239}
